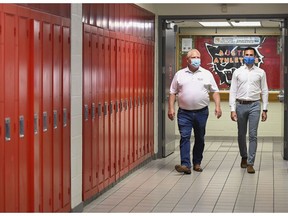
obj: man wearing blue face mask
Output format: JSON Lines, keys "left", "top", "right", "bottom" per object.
{"left": 229, "top": 47, "right": 269, "bottom": 174}
{"left": 168, "top": 49, "right": 222, "bottom": 174}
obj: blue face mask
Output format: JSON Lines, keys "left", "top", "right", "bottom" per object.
{"left": 191, "top": 58, "right": 201, "bottom": 68}
{"left": 243, "top": 56, "right": 255, "bottom": 65}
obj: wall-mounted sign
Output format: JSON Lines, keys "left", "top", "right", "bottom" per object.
{"left": 214, "top": 36, "right": 261, "bottom": 45}
{"left": 181, "top": 38, "right": 193, "bottom": 52}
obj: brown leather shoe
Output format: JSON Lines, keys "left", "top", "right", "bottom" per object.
{"left": 247, "top": 165, "right": 255, "bottom": 174}
{"left": 241, "top": 158, "right": 247, "bottom": 168}
{"left": 175, "top": 165, "right": 191, "bottom": 174}
{"left": 193, "top": 164, "right": 203, "bottom": 172}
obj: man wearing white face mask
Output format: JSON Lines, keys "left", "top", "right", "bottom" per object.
{"left": 229, "top": 47, "right": 269, "bottom": 174}
{"left": 168, "top": 49, "right": 222, "bottom": 174}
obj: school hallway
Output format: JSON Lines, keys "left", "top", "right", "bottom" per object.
{"left": 83, "top": 137, "right": 288, "bottom": 213}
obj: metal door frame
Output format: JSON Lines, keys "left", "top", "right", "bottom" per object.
{"left": 157, "top": 13, "right": 288, "bottom": 159}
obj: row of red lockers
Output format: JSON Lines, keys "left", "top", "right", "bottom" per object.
{"left": 0, "top": 3, "right": 155, "bottom": 213}
{"left": 0, "top": 5, "right": 71, "bottom": 212}
{"left": 82, "top": 24, "right": 155, "bottom": 201}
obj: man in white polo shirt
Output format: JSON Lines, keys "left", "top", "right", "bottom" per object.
{"left": 168, "top": 49, "right": 222, "bottom": 174}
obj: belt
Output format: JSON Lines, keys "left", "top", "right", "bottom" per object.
{"left": 236, "top": 99, "right": 258, "bottom": 104}
{"left": 179, "top": 106, "right": 208, "bottom": 112}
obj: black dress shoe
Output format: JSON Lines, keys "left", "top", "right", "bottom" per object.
{"left": 175, "top": 165, "right": 191, "bottom": 174}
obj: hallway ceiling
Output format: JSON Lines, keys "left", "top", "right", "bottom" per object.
{"left": 170, "top": 19, "right": 281, "bottom": 28}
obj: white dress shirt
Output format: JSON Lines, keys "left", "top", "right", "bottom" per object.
{"left": 170, "top": 66, "right": 219, "bottom": 110}
{"left": 229, "top": 65, "right": 269, "bottom": 112}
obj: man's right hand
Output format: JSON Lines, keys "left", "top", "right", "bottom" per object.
{"left": 168, "top": 109, "right": 175, "bottom": 121}
{"left": 230, "top": 111, "right": 237, "bottom": 121}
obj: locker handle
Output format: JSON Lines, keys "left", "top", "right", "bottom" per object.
{"left": 120, "top": 100, "right": 123, "bottom": 112}
{"left": 53, "top": 110, "right": 58, "bottom": 129}
{"left": 115, "top": 101, "right": 118, "bottom": 113}
{"left": 110, "top": 101, "right": 113, "bottom": 114}
{"left": 104, "top": 102, "right": 108, "bottom": 116}
{"left": 63, "top": 108, "right": 67, "bottom": 127}
{"left": 130, "top": 98, "right": 133, "bottom": 109}
{"left": 5, "top": 118, "right": 11, "bottom": 141}
{"left": 84, "top": 104, "right": 89, "bottom": 120}
{"left": 91, "top": 103, "right": 95, "bottom": 120}
{"left": 124, "top": 99, "right": 128, "bottom": 111}
{"left": 19, "top": 115, "right": 24, "bottom": 138}
{"left": 43, "top": 112, "right": 48, "bottom": 132}
{"left": 97, "top": 103, "right": 101, "bottom": 117}
{"left": 34, "top": 114, "right": 38, "bottom": 135}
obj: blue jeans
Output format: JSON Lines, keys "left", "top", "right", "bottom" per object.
{"left": 177, "top": 107, "right": 209, "bottom": 168}
{"left": 236, "top": 101, "right": 261, "bottom": 165}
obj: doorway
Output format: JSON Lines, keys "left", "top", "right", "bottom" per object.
{"left": 158, "top": 15, "right": 288, "bottom": 159}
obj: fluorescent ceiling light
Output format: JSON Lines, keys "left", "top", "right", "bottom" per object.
{"left": 230, "top": 21, "right": 261, "bottom": 27}
{"left": 199, "top": 21, "right": 231, "bottom": 27}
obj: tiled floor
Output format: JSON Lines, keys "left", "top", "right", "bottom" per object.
{"left": 83, "top": 137, "right": 288, "bottom": 213}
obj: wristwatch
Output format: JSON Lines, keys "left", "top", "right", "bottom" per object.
{"left": 263, "top": 110, "right": 268, "bottom": 113}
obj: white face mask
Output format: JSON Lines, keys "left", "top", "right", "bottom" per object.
{"left": 190, "top": 58, "right": 201, "bottom": 68}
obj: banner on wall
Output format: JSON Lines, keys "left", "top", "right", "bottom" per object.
{"left": 205, "top": 36, "right": 264, "bottom": 86}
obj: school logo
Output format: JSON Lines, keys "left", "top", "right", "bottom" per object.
{"left": 205, "top": 37, "right": 265, "bottom": 86}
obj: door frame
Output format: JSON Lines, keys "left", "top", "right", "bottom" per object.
{"left": 157, "top": 13, "right": 288, "bottom": 159}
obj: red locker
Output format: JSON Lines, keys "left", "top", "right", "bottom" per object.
{"left": 30, "top": 17, "right": 42, "bottom": 212}
{"left": 0, "top": 102, "right": 3, "bottom": 212}
{"left": 82, "top": 24, "right": 92, "bottom": 199}
{"left": 97, "top": 30, "right": 104, "bottom": 191}
{"left": 3, "top": 5, "right": 19, "bottom": 211}
{"left": 143, "top": 43, "right": 148, "bottom": 157}
{"left": 114, "top": 4, "right": 120, "bottom": 32}
{"left": 62, "top": 23, "right": 71, "bottom": 211}
{"left": 41, "top": 18, "right": 53, "bottom": 212}
{"left": 103, "top": 33, "right": 111, "bottom": 186}
{"left": 91, "top": 26, "right": 99, "bottom": 192}
{"left": 52, "top": 22, "right": 63, "bottom": 212}
{"left": 0, "top": 7, "right": 4, "bottom": 212}
{"left": 115, "top": 37, "right": 121, "bottom": 180}
{"left": 109, "top": 33, "right": 116, "bottom": 183}
{"left": 18, "top": 8, "right": 32, "bottom": 211}
{"left": 139, "top": 43, "right": 145, "bottom": 159}
{"left": 96, "top": 4, "right": 104, "bottom": 28}
{"left": 133, "top": 42, "right": 139, "bottom": 165}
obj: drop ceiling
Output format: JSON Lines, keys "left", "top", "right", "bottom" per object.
{"left": 170, "top": 19, "right": 281, "bottom": 28}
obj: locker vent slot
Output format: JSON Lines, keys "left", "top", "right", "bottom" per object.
{"left": 53, "top": 110, "right": 58, "bottom": 129}
{"left": 115, "top": 101, "right": 118, "bottom": 113}
{"left": 5, "top": 118, "right": 11, "bottom": 141}
{"left": 19, "top": 115, "right": 24, "bottom": 138}
{"left": 63, "top": 108, "right": 67, "bottom": 127}
{"left": 43, "top": 112, "right": 48, "bottom": 132}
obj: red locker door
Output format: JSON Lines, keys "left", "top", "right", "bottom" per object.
{"left": 18, "top": 9, "right": 32, "bottom": 212}
{"left": 133, "top": 42, "right": 139, "bottom": 164}
{"left": 52, "top": 22, "right": 63, "bottom": 212}
{"left": 31, "top": 17, "right": 42, "bottom": 212}
{"left": 109, "top": 34, "right": 116, "bottom": 183}
{"left": 82, "top": 24, "right": 92, "bottom": 199}
{"left": 97, "top": 32, "right": 104, "bottom": 191}
{"left": 139, "top": 43, "right": 145, "bottom": 159}
{"left": 104, "top": 34, "right": 111, "bottom": 185}
{"left": 42, "top": 19, "right": 53, "bottom": 212}
{"left": 3, "top": 5, "right": 19, "bottom": 212}
{"left": 119, "top": 39, "right": 128, "bottom": 177}
{"left": 61, "top": 24, "right": 71, "bottom": 210}
{"left": 144, "top": 43, "right": 148, "bottom": 157}
{"left": 0, "top": 6, "right": 4, "bottom": 212}
{"left": 128, "top": 41, "right": 134, "bottom": 168}
{"left": 91, "top": 27, "right": 99, "bottom": 192}
{"left": 115, "top": 38, "right": 121, "bottom": 180}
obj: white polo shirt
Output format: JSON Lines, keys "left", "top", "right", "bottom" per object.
{"left": 170, "top": 66, "right": 219, "bottom": 110}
